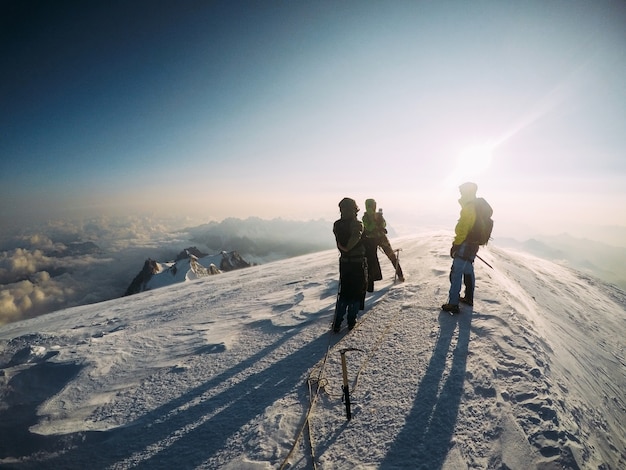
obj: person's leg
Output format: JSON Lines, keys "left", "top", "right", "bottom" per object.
{"left": 380, "top": 237, "right": 396, "bottom": 265}
{"left": 334, "top": 296, "right": 348, "bottom": 331}
{"left": 360, "top": 259, "right": 367, "bottom": 310}
{"left": 447, "top": 257, "right": 467, "bottom": 306}
{"left": 347, "top": 300, "right": 360, "bottom": 329}
{"left": 363, "top": 238, "right": 381, "bottom": 289}
{"left": 335, "top": 263, "right": 350, "bottom": 331}
{"left": 462, "top": 271, "right": 474, "bottom": 304}
{"left": 461, "top": 262, "right": 475, "bottom": 304}
{"left": 340, "top": 260, "right": 366, "bottom": 317}
{"left": 394, "top": 260, "right": 404, "bottom": 281}
{"left": 380, "top": 237, "right": 395, "bottom": 262}
{"left": 381, "top": 236, "right": 404, "bottom": 280}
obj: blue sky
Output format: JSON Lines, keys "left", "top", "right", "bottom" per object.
{"left": 1, "top": 1, "right": 625, "bottom": 239}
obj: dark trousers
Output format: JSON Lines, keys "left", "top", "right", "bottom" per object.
{"left": 335, "top": 257, "right": 367, "bottom": 328}
{"left": 363, "top": 237, "right": 382, "bottom": 291}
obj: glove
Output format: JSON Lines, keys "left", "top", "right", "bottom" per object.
{"left": 450, "top": 244, "right": 459, "bottom": 258}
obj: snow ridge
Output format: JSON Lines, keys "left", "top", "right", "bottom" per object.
{"left": 0, "top": 233, "right": 624, "bottom": 469}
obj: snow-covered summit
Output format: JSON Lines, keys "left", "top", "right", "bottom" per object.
{"left": 0, "top": 233, "right": 624, "bottom": 469}
{"left": 125, "top": 248, "right": 251, "bottom": 295}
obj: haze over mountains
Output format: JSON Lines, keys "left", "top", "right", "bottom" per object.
{"left": 497, "top": 233, "right": 626, "bottom": 292}
{"left": 1, "top": 216, "right": 625, "bottom": 325}
{"left": 0, "top": 217, "right": 333, "bottom": 324}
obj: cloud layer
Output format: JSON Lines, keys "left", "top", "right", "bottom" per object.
{"left": 1, "top": 214, "right": 625, "bottom": 326}
{"left": 0, "top": 216, "right": 194, "bottom": 325}
{"left": 0, "top": 215, "right": 336, "bottom": 325}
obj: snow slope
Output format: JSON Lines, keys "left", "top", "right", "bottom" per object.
{"left": 0, "top": 233, "right": 624, "bottom": 469}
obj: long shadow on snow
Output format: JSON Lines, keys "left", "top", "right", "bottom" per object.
{"left": 129, "top": 328, "right": 332, "bottom": 469}
{"left": 20, "top": 321, "right": 331, "bottom": 469}
{"left": 380, "top": 308, "right": 472, "bottom": 469}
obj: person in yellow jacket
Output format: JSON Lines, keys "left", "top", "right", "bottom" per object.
{"left": 362, "top": 198, "right": 404, "bottom": 286}
{"left": 442, "top": 182, "right": 480, "bottom": 314}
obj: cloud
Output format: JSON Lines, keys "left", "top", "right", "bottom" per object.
{"left": 0, "top": 249, "right": 116, "bottom": 325}
{"left": 0, "top": 273, "right": 77, "bottom": 324}
{"left": 0, "top": 248, "right": 49, "bottom": 283}
{"left": 0, "top": 215, "right": 199, "bottom": 325}
{"left": 24, "top": 233, "right": 61, "bottom": 251}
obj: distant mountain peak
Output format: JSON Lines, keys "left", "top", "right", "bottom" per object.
{"left": 175, "top": 246, "right": 207, "bottom": 261}
{"left": 125, "top": 248, "right": 250, "bottom": 296}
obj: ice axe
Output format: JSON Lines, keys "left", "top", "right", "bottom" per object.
{"left": 339, "top": 347, "right": 363, "bottom": 420}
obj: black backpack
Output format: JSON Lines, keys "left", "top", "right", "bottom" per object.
{"left": 469, "top": 198, "right": 494, "bottom": 245}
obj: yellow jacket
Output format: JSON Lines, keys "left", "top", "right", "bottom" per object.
{"left": 453, "top": 194, "right": 476, "bottom": 245}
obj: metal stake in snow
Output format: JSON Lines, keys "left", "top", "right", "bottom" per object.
{"left": 339, "top": 348, "right": 362, "bottom": 420}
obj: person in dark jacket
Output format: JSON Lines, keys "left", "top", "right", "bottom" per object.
{"left": 362, "top": 198, "right": 404, "bottom": 288}
{"left": 442, "top": 182, "right": 480, "bottom": 314}
{"left": 333, "top": 197, "right": 367, "bottom": 331}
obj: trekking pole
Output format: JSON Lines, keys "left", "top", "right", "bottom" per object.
{"left": 476, "top": 254, "right": 493, "bottom": 269}
{"left": 339, "top": 348, "right": 362, "bottom": 420}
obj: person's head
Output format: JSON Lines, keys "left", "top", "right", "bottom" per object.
{"left": 338, "top": 197, "right": 359, "bottom": 217}
{"left": 365, "top": 198, "right": 376, "bottom": 213}
{"left": 459, "top": 182, "right": 478, "bottom": 198}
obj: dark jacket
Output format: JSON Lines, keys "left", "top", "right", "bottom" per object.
{"left": 333, "top": 216, "right": 365, "bottom": 259}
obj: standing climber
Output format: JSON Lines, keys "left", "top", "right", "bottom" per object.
{"left": 362, "top": 198, "right": 404, "bottom": 289}
{"left": 442, "top": 181, "right": 493, "bottom": 313}
{"left": 333, "top": 197, "right": 367, "bottom": 331}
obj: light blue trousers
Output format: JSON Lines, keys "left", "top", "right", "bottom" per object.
{"left": 448, "top": 256, "right": 475, "bottom": 305}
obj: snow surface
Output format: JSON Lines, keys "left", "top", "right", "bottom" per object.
{"left": 0, "top": 232, "right": 624, "bottom": 469}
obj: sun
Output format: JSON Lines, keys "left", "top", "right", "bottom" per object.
{"left": 458, "top": 144, "right": 494, "bottom": 174}
{"left": 445, "top": 143, "right": 496, "bottom": 187}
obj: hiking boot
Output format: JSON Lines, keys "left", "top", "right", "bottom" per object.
{"left": 441, "top": 303, "right": 460, "bottom": 314}
{"left": 333, "top": 323, "right": 341, "bottom": 333}
{"left": 348, "top": 323, "right": 355, "bottom": 331}
{"left": 459, "top": 296, "right": 473, "bottom": 306}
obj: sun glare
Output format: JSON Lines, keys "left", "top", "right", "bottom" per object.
{"left": 461, "top": 144, "right": 494, "bottom": 172}
{"left": 445, "top": 143, "right": 495, "bottom": 187}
